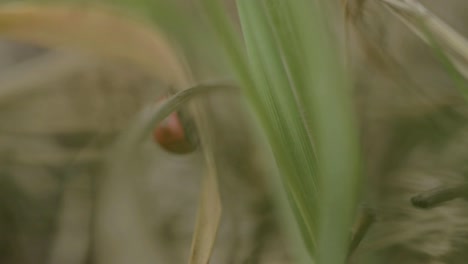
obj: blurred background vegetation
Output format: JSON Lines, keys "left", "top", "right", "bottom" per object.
{"left": 0, "top": 0, "right": 466, "bottom": 264}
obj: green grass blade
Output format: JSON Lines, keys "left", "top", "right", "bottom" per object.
{"left": 237, "top": 0, "right": 319, "bottom": 253}
{"left": 278, "top": 2, "right": 361, "bottom": 264}
{"left": 236, "top": 0, "right": 362, "bottom": 263}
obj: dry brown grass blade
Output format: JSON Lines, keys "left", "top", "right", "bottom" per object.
{"left": 0, "top": 4, "right": 222, "bottom": 264}
{"left": 379, "top": 0, "right": 468, "bottom": 79}
{"left": 188, "top": 126, "right": 222, "bottom": 264}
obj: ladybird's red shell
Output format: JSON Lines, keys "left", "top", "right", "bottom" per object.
{"left": 153, "top": 97, "right": 197, "bottom": 154}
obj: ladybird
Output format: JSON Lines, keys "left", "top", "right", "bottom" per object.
{"left": 153, "top": 96, "right": 198, "bottom": 154}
